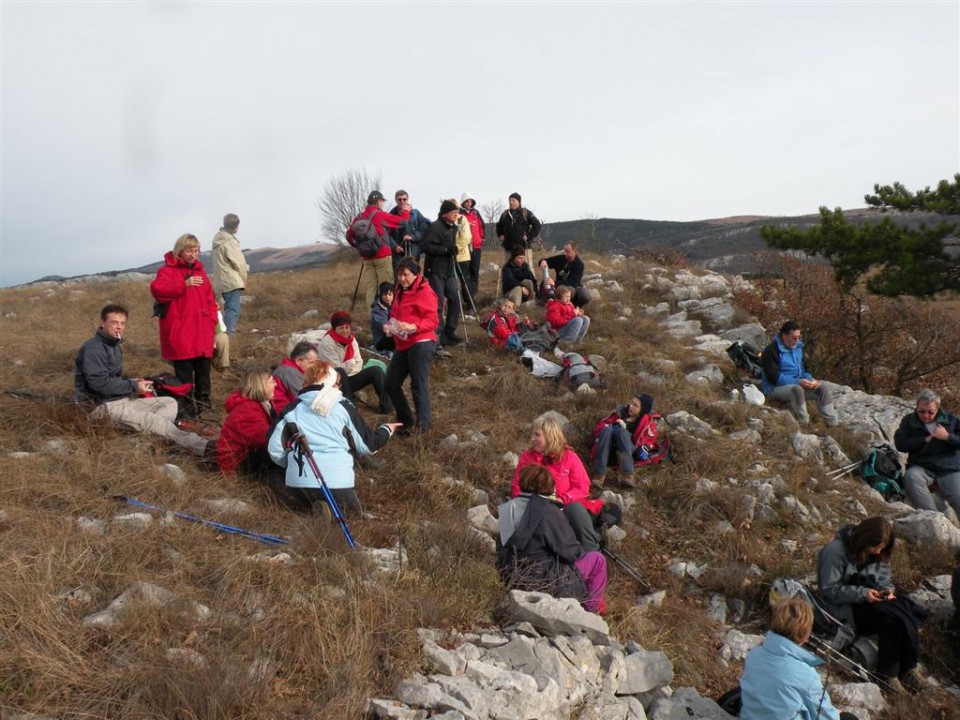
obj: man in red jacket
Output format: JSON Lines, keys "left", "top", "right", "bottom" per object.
{"left": 347, "top": 190, "right": 410, "bottom": 306}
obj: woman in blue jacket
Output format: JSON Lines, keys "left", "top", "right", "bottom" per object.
{"left": 268, "top": 361, "right": 400, "bottom": 517}
{"left": 740, "top": 597, "right": 853, "bottom": 720}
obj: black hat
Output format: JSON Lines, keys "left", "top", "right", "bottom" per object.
{"left": 509, "top": 192, "right": 522, "bottom": 203}
{"left": 396, "top": 257, "right": 420, "bottom": 276}
{"left": 439, "top": 199, "right": 459, "bottom": 215}
{"left": 367, "top": 190, "right": 386, "bottom": 204}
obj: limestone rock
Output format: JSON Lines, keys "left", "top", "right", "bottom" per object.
{"left": 647, "top": 686, "right": 736, "bottom": 719}
{"left": 684, "top": 365, "right": 724, "bottom": 387}
{"left": 665, "top": 412, "right": 719, "bottom": 439}
{"left": 504, "top": 590, "right": 610, "bottom": 643}
{"left": 894, "top": 511, "right": 960, "bottom": 549}
{"left": 828, "top": 682, "right": 885, "bottom": 715}
{"left": 719, "top": 629, "right": 762, "bottom": 662}
{"left": 618, "top": 649, "right": 673, "bottom": 695}
{"left": 466, "top": 505, "right": 498, "bottom": 538}
{"left": 158, "top": 463, "right": 187, "bottom": 485}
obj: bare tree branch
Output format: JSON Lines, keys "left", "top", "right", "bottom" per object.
{"left": 315, "top": 168, "right": 382, "bottom": 245}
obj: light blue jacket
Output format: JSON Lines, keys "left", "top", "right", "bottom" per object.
{"left": 267, "top": 388, "right": 390, "bottom": 490}
{"left": 740, "top": 631, "right": 840, "bottom": 720}
{"left": 759, "top": 335, "right": 814, "bottom": 394}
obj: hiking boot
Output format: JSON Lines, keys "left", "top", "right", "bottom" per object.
{"left": 590, "top": 473, "right": 606, "bottom": 495}
{"left": 441, "top": 333, "right": 462, "bottom": 347}
{"left": 881, "top": 677, "right": 905, "bottom": 695}
{"left": 618, "top": 474, "right": 637, "bottom": 489}
{"left": 900, "top": 667, "right": 924, "bottom": 692}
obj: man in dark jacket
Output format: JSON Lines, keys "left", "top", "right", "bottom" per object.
{"left": 389, "top": 189, "right": 431, "bottom": 262}
{"left": 539, "top": 241, "right": 590, "bottom": 308}
{"left": 501, "top": 250, "right": 537, "bottom": 306}
{"left": 496, "top": 192, "right": 542, "bottom": 267}
{"left": 420, "top": 200, "right": 463, "bottom": 347}
{"left": 894, "top": 388, "right": 960, "bottom": 518}
{"left": 74, "top": 304, "right": 209, "bottom": 456}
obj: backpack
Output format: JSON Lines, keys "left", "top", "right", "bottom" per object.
{"left": 518, "top": 325, "right": 558, "bottom": 353}
{"left": 726, "top": 341, "right": 762, "bottom": 379}
{"left": 347, "top": 213, "right": 385, "bottom": 258}
{"left": 559, "top": 352, "right": 603, "bottom": 390}
{"left": 860, "top": 444, "right": 905, "bottom": 502}
{"left": 148, "top": 373, "right": 194, "bottom": 418}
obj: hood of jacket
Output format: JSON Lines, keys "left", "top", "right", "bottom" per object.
{"left": 212, "top": 230, "right": 237, "bottom": 249}
{"left": 163, "top": 250, "right": 204, "bottom": 272}
{"left": 225, "top": 391, "right": 259, "bottom": 414}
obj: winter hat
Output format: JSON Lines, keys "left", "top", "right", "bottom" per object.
{"left": 367, "top": 190, "right": 386, "bottom": 204}
{"left": 329, "top": 310, "right": 352, "bottom": 329}
{"left": 460, "top": 192, "right": 475, "bottom": 204}
{"left": 633, "top": 393, "right": 653, "bottom": 416}
{"left": 509, "top": 192, "right": 522, "bottom": 204}
{"left": 308, "top": 365, "right": 343, "bottom": 417}
{"left": 378, "top": 282, "right": 394, "bottom": 299}
{"left": 439, "top": 199, "right": 459, "bottom": 215}
{"left": 396, "top": 257, "right": 421, "bottom": 276}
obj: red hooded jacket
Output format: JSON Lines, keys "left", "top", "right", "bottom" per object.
{"left": 545, "top": 299, "right": 578, "bottom": 331}
{"left": 389, "top": 274, "right": 439, "bottom": 352}
{"left": 346, "top": 205, "right": 410, "bottom": 261}
{"left": 217, "top": 391, "right": 274, "bottom": 474}
{"left": 150, "top": 252, "right": 218, "bottom": 361}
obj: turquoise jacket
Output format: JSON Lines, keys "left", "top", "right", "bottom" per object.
{"left": 740, "top": 631, "right": 840, "bottom": 720}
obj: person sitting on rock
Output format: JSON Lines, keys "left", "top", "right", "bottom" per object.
{"left": 483, "top": 297, "right": 535, "bottom": 353}
{"left": 589, "top": 393, "right": 656, "bottom": 491}
{"left": 317, "top": 310, "right": 392, "bottom": 414}
{"left": 497, "top": 464, "right": 607, "bottom": 614}
{"left": 759, "top": 321, "right": 838, "bottom": 427}
{"left": 545, "top": 285, "right": 590, "bottom": 346}
{"left": 893, "top": 388, "right": 960, "bottom": 520}
{"left": 369, "top": 282, "right": 395, "bottom": 357}
{"left": 739, "top": 597, "right": 854, "bottom": 720}
{"left": 272, "top": 341, "right": 318, "bottom": 413}
{"left": 512, "top": 415, "right": 609, "bottom": 553}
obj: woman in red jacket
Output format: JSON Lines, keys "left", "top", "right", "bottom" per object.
{"left": 217, "top": 368, "right": 278, "bottom": 476}
{"left": 383, "top": 257, "right": 439, "bottom": 432}
{"left": 150, "top": 234, "right": 218, "bottom": 417}
{"left": 511, "top": 415, "right": 605, "bottom": 552}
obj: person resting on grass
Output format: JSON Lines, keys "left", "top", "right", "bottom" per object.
{"left": 483, "top": 297, "right": 536, "bottom": 353}
{"left": 498, "top": 463, "right": 608, "bottom": 614}
{"left": 217, "top": 368, "right": 280, "bottom": 478}
{"left": 589, "top": 393, "right": 655, "bottom": 491}
{"left": 545, "top": 285, "right": 590, "bottom": 346}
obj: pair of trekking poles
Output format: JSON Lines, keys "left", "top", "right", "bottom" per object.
{"left": 118, "top": 423, "right": 356, "bottom": 550}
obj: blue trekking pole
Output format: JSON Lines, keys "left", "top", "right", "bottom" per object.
{"left": 113, "top": 496, "right": 290, "bottom": 546}
{"left": 287, "top": 431, "right": 357, "bottom": 550}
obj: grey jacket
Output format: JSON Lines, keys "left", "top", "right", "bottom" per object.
{"left": 816, "top": 526, "right": 894, "bottom": 630}
{"left": 73, "top": 329, "right": 137, "bottom": 403}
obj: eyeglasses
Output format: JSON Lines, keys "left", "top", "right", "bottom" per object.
{"left": 397, "top": 197, "right": 408, "bottom": 202}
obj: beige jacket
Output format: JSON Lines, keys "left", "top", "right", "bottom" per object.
{"left": 316, "top": 332, "right": 364, "bottom": 377}
{"left": 211, "top": 229, "right": 249, "bottom": 295}
{"left": 455, "top": 217, "right": 472, "bottom": 263}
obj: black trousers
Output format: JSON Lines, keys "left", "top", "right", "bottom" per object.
{"left": 337, "top": 366, "right": 392, "bottom": 412}
{"left": 385, "top": 341, "right": 435, "bottom": 430}
{"left": 173, "top": 356, "right": 212, "bottom": 416}
{"left": 852, "top": 598, "right": 921, "bottom": 678}
{"left": 426, "top": 272, "right": 461, "bottom": 340}
{"left": 288, "top": 486, "right": 361, "bottom": 519}
{"left": 467, "top": 248, "right": 481, "bottom": 298}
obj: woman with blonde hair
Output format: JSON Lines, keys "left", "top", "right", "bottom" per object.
{"left": 267, "top": 361, "right": 400, "bottom": 517}
{"left": 511, "top": 415, "right": 606, "bottom": 552}
{"left": 150, "top": 233, "right": 218, "bottom": 418}
{"left": 739, "top": 597, "right": 854, "bottom": 719}
{"left": 217, "top": 368, "right": 278, "bottom": 476}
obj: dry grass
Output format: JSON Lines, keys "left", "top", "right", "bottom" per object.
{"left": 1, "top": 251, "right": 957, "bottom": 718}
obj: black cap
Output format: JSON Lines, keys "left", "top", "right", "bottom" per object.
{"left": 367, "top": 190, "right": 386, "bottom": 204}
{"left": 440, "top": 199, "right": 459, "bottom": 215}
{"left": 509, "top": 192, "right": 522, "bottom": 203}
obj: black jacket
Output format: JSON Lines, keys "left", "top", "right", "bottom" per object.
{"left": 73, "top": 329, "right": 138, "bottom": 403}
{"left": 496, "top": 493, "right": 586, "bottom": 600}
{"left": 543, "top": 253, "right": 584, "bottom": 288}
{"left": 420, "top": 218, "right": 458, "bottom": 278}
{"left": 894, "top": 408, "right": 960, "bottom": 474}
{"left": 496, "top": 207, "right": 542, "bottom": 253}
{"left": 501, "top": 261, "right": 536, "bottom": 294}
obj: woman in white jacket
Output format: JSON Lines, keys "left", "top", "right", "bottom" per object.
{"left": 267, "top": 361, "right": 399, "bottom": 517}
{"left": 316, "top": 310, "right": 392, "bottom": 413}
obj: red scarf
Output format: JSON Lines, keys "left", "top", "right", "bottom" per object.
{"left": 326, "top": 329, "right": 355, "bottom": 362}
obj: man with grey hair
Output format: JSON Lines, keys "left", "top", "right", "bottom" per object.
{"left": 211, "top": 213, "right": 248, "bottom": 334}
{"left": 894, "top": 388, "right": 960, "bottom": 518}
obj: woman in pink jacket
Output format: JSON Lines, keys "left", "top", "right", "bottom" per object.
{"left": 150, "top": 233, "right": 218, "bottom": 418}
{"left": 511, "top": 415, "right": 604, "bottom": 552}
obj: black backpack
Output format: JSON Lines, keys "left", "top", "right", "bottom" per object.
{"left": 348, "top": 213, "right": 385, "bottom": 258}
{"left": 860, "top": 444, "right": 905, "bottom": 502}
{"left": 726, "top": 341, "right": 762, "bottom": 379}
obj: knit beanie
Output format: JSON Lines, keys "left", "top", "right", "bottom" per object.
{"left": 329, "top": 310, "right": 352, "bottom": 329}
{"left": 309, "top": 365, "right": 343, "bottom": 417}
{"left": 509, "top": 192, "right": 522, "bottom": 204}
{"left": 396, "top": 257, "right": 421, "bottom": 276}
{"left": 440, "top": 199, "right": 459, "bottom": 215}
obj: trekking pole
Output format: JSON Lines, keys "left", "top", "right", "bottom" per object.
{"left": 454, "top": 263, "right": 481, "bottom": 323}
{"left": 349, "top": 261, "right": 365, "bottom": 312}
{"left": 602, "top": 547, "right": 654, "bottom": 594}
{"left": 806, "top": 635, "right": 896, "bottom": 691}
{"left": 114, "top": 496, "right": 290, "bottom": 546}
{"left": 290, "top": 434, "right": 356, "bottom": 550}
{"left": 451, "top": 273, "right": 470, "bottom": 345}
{"left": 826, "top": 461, "right": 862, "bottom": 479}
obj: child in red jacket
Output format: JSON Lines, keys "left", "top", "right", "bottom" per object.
{"left": 546, "top": 285, "right": 590, "bottom": 345}
{"left": 483, "top": 298, "right": 535, "bottom": 353}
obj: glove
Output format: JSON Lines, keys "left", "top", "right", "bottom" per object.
{"left": 281, "top": 422, "right": 301, "bottom": 450}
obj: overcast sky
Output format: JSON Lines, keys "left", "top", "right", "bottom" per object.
{"left": 1, "top": 1, "right": 957, "bottom": 287}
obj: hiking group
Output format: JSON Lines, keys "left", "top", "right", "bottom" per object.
{"left": 72, "top": 194, "right": 959, "bottom": 712}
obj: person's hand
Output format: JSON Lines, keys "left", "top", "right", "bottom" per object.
{"left": 799, "top": 378, "right": 818, "bottom": 389}
{"left": 866, "top": 588, "right": 894, "bottom": 603}
{"left": 136, "top": 379, "right": 153, "bottom": 396}
{"left": 186, "top": 275, "right": 203, "bottom": 287}
{"left": 400, "top": 321, "right": 417, "bottom": 333}
{"left": 385, "top": 422, "right": 404, "bottom": 433}
{"left": 394, "top": 246, "right": 404, "bottom": 254}
{"left": 930, "top": 424, "right": 950, "bottom": 441}
{"left": 403, "top": 234, "right": 412, "bottom": 242}
{"left": 617, "top": 419, "right": 627, "bottom": 428}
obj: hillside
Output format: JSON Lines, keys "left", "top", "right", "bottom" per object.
{"left": 0, "top": 252, "right": 957, "bottom": 719}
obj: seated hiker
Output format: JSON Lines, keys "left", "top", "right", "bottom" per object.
{"left": 739, "top": 597, "right": 854, "bottom": 720}
{"left": 272, "top": 341, "right": 319, "bottom": 413}
{"left": 538, "top": 242, "right": 590, "bottom": 308}
{"left": 267, "top": 362, "right": 400, "bottom": 519}
{"left": 501, "top": 250, "right": 537, "bottom": 306}
{"left": 512, "top": 415, "right": 607, "bottom": 552}
{"left": 217, "top": 368, "right": 281, "bottom": 478}
{"left": 893, "top": 388, "right": 960, "bottom": 520}
{"left": 498, "top": 464, "right": 607, "bottom": 614}
{"left": 589, "top": 393, "right": 656, "bottom": 490}
{"left": 483, "top": 297, "right": 535, "bottom": 353}
{"left": 317, "top": 310, "right": 392, "bottom": 414}
{"left": 816, "top": 516, "right": 925, "bottom": 693}
{"left": 759, "top": 321, "right": 838, "bottom": 427}
{"left": 369, "top": 282, "right": 395, "bottom": 357}
{"left": 74, "top": 304, "right": 210, "bottom": 457}
{"left": 546, "top": 285, "right": 590, "bottom": 345}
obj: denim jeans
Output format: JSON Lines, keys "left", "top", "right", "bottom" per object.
{"left": 593, "top": 424, "right": 634, "bottom": 476}
{"left": 558, "top": 316, "right": 590, "bottom": 343}
{"left": 221, "top": 289, "right": 242, "bottom": 333}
